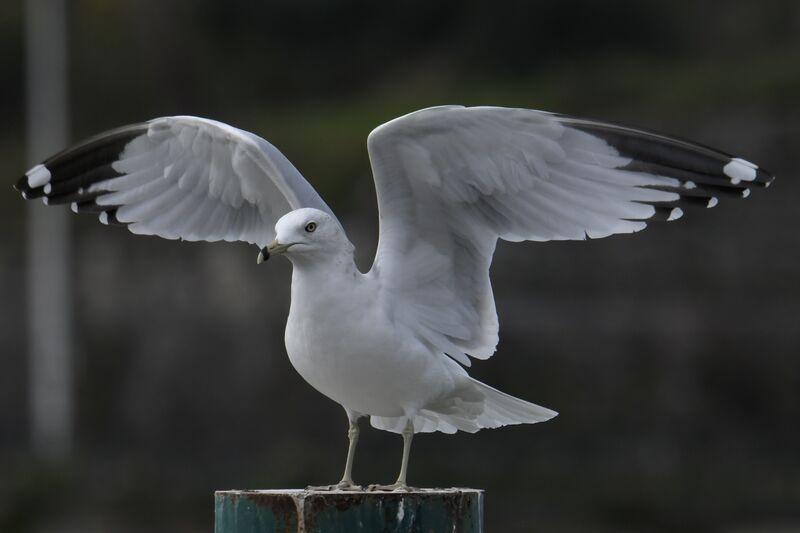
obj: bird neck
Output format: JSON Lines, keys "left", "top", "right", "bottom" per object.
{"left": 289, "top": 248, "right": 359, "bottom": 284}
{"left": 288, "top": 249, "right": 363, "bottom": 317}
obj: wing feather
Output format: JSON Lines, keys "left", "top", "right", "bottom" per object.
{"left": 16, "top": 116, "right": 335, "bottom": 247}
{"left": 367, "top": 106, "right": 774, "bottom": 365}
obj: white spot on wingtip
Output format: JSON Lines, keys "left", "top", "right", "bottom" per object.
{"left": 668, "top": 207, "right": 683, "bottom": 221}
{"left": 21, "top": 191, "right": 28, "bottom": 199}
{"left": 723, "top": 158, "right": 757, "bottom": 183}
{"left": 734, "top": 157, "right": 758, "bottom": 169}
{"left": 684, "top": 181, "right": 697, "bottom": 189}
{"left": 26, "top": 164, "right": 51, "bottom": 188}
{"left": 43, "top": 183, "right": 52, "bottom": 194}
{"left": 99, "top": 211, "right": 109, "bottom": 225}
{"left": 70, "top": 202, "right": 78, "bottom": 213}
{"left": 707, "top": 197, "right": 719, "bottom": 208}
{"left": 742, "top": 189, "right": 751, "bottom": 198}
{"left": 42, "top": 197, "right": 49, "bottom": 205}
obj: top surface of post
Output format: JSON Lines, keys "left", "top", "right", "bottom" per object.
{"left": 215, "top": 488, "right": 484, "bottom": 533}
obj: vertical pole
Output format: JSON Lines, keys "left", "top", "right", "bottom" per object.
{"left": 25, "top": 0, "right": 73, "bottom": 460}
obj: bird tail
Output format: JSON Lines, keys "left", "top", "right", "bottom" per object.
{"left": 370, "top": 377, "right": 557, "bottom": 434}
{"left": 467, "top": 377, "right": 558, "bottom": 430}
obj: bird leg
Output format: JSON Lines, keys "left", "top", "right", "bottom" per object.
{"left": 307, "top": 414, "right": 362, "bottom": 491}
{"left": 369, "top": 420, "right": 415, "bottom": 491}
{"left": 337, "top": 418, "right": 360, "bottom": 489}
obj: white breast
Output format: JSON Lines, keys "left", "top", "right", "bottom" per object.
{"left": 284, "top": 268, "right": 457, "bottom": 418}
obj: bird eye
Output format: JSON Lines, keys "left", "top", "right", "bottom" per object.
{"left": 304, "top": 222, "right": 317, "bottom": 233}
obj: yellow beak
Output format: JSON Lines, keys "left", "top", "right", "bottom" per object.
{"left": 257, "top": 239, "right": 293, "bottom": 264}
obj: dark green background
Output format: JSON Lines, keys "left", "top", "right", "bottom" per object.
{"left": 1, "top": 1, "right": 799, "bottom": 532}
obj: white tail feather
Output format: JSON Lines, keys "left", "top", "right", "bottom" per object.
{"left": 370, "top": 378, "right": 557, "bottom": 434}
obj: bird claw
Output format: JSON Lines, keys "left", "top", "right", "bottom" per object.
{"left": 367, "top": 482, "right": 413, "bottom": 492}
{"left": 336, "top": 481, "right": 364, "bottom": 491}
{"left": 306, "top": 481, "right": 363, "bottom": 492}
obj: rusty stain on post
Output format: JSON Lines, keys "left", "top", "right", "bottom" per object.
{"left": 215, "top": 489, "right": 484, "bottom": 532}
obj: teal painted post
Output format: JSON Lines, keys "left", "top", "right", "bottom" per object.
{"left": 215, "top": 489, "right": 484, "bottom": 533}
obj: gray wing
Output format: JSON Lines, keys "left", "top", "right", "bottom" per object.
{"left": 366, "top": 105, "right": 774, "bottom": 366}
{"left": 16, "top": 116, "right": 334, "bottom": 248}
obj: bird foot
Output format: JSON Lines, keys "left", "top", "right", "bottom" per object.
{"left": 306, "top": 481, "right": 363, "bottom": 492}
{"left": 367, "top": 482, "right": 414, "bottom": 492}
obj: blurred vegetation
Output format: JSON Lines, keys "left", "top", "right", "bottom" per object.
{"left": 1, "top": 1, "right": 799, "bottom": 532}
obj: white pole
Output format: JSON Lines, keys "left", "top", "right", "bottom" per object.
{"left": 25, "top": 0, "right": 73, "bottom": 459}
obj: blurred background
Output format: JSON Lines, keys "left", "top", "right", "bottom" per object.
{"left": 1, "top": 1, "right": 799, "bottom": 532}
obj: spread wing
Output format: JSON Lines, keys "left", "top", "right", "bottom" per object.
{"left": 16, "top": 116, "right": 335, "bottom": 247}
{"left": 366, "top": 105, "right": 774, "bottom": 366}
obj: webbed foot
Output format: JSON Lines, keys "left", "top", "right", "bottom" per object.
{"left": 306, "top": 480, "right": 363, "bottom": 492}
{"left": 367, "top": 482, "right": 414, "bottom": 492}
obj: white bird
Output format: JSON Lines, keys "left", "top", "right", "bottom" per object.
{"left": 16, "top": 106, "right": 773, "bottom": 490}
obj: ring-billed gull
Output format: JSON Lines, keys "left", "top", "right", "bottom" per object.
{"left": 16, "top": 106, "right": 774, "bottom": 490}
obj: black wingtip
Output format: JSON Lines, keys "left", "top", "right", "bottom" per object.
{"left": 758, "top": 168, "right": 776, "bottom": 188}
{"left": 566, "top": 118, "right": 776, "bottom": 196}
{"left": 15, "top": 172, "right": 35, "bottom": 194}
{"left": 15, "top": 123, "right": 147, "bottom": 215}
{"left": 15, "top": 175, "right": 47, "bottom": 199}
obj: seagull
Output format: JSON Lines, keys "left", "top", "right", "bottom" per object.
{"left": 16, "top": 106, "right": 773, "bottom": 490}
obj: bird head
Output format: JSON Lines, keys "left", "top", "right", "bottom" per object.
{"left": 258, "top": 208, "right": 352, "bottom": 264}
